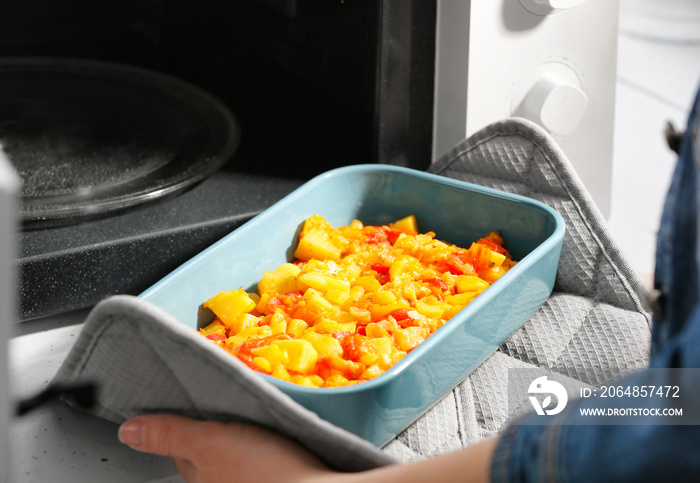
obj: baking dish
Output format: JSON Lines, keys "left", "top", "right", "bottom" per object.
{"left": 140, "top": 164, "right": 565, "bottom": 446}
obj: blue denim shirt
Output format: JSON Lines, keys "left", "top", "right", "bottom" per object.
{"left": 491, "top": 86, "right": 700, "bottom": 483}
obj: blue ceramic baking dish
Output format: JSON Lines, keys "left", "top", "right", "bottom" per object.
{"left": 140, "top": 164, "right": 565, "bottom": 447}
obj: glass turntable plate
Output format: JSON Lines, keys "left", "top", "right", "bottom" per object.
{"left": 0, "top": 57, "right": 240, "bottom": 229}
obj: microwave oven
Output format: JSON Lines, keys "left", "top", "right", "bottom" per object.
{"left": 2, "top": 0, "right": 619, "bottom": 321}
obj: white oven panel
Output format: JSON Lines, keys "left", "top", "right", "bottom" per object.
{"left": 433, "top": 0, "right": 619, "bottom": 218}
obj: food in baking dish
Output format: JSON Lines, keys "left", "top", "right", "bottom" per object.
{"left": 199, "top": 214, "right": 516, "bottom": 388}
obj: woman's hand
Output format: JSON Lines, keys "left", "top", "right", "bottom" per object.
{"left": 118, "top": 414, "right": 497, "bottom": 483}
{"left": 118, "top": 414, "right": 340, "bottom": 483}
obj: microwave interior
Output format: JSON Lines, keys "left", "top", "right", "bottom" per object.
{"left": 3, "top": 0, "right": 438, "bottom": 320}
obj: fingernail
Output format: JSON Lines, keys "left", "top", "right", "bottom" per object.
{"left": 118, "top": 418, "right": 146, "bottom": 448}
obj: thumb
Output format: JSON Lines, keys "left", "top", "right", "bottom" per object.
{"left": 118, "top": 414, "right": 210, "bottom": 459}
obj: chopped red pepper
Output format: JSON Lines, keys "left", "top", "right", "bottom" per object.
{"left": 364, "top": 227, "right": 389, "bottom": 245}
{"left": 339, "top": 333, "right": 365, "bottom": 362}
{"left": 425, "top": 277, "right": 448, "bottom": 291}
{"left": 390, "top": 308, "right": 413, "bottom": 321}
{"left": 371, "top": 263, "right": 391, "bottom": 274}
{"left": 383, "top": 226, "right": 402, "bottom": 244}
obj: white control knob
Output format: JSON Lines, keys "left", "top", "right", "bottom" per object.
{"left": 519, "top": 0, "right": 586, "bottom": 15}
{"left": 521, "top": 72, "right": 588, "bottom": 135}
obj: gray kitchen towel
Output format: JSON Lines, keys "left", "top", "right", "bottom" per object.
{"left": 383, "top": 118, "right": 652, "bottom": 460}
{"left": 52, "top": 118, "right": 652, "bottom": 469}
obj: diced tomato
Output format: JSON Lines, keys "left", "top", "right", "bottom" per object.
{"left": 444, "top": 255, "right": 466, "bottom": 275}
{"left": 314, "top": 356, "right": 364, "bottom": 380}
{"left": 425, "top": 277, "right": 448, "bottom": 291}
{"left": 339, "top": 333, "right": 365, "bottom": 362}
{"left": 390, "top": 308, "right": 412, "bottom": 321}
{"left": 332, "top": 331, "right": 351, "bottom": 340}
{"left": 365, "top": 227, "right": 389, "bottom": 245}
{"left": 257, "top": 314, "right": 273, "bottom": 326}
{"left": 238, "top": 333, "right": 288, "bottom": 356}
{"left": 383, "top": 226, "right": 402, "bottom": 244}
{"left": 390, "top": 308, "right": 420, "bottom": 328}
{"left": 371, "top": 263, "right": 390, "bottom": 274}
{"left": 266, "top": 296, "right": 285, "bottom": 313}
{"left": 466, "top": 243, "right": 491, "bottom": 271}
{"left": 266, "top": 291, "right": 302, "bottom": 315}
{"left": 206, "top": 333, "right": 226, "bottom": 342}
{"left": 356, "top": 326, "right": 367, "bottom": 336}
{"left": 476, "top": 238, "right": 506, "bottom": 254}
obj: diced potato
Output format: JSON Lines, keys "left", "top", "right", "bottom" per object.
{"left": 353, "top": 276, "right": 382, "bottom": 293}
{"left": 298, "top": 272, "right": 350, "bottom": 293}
{"left": 478, "top": 266, "right": 508, "bottom": 283}
{"left": 271, "top": 339, "right": 318, "bottom": 373}
{"left": 256, "top": 292, "right": 271, "bottom": 314}
{"left": 359, "top": 352, "right": 380, "bottom": 366}
{"left": 204, "top": 289, "right": 256, "bottom": 327}
{"left": 311, "top": 319, "right": 356, "bottom": 335}
{"left": 286, "top": 318, "right": 309, "bottom": 337}
{"left": 414, "top": 296, "right": 450, "bottom": 318}
{"left": 456, "top": 275, "right": 490, "bottom": 293}
{"left": 270, "top": 321, "right": 287, "bottom": 335}
{"left": 487, "top": 250, "right": 506, "bottom": 268}
{"left": 361, "top": 364, "right": 385, "bottom": 380}
{"left": 445, "top": 292, "right": 479, "bottom": 306}
{"left": 365, "top": 290, "right": 396, "bottom": 305}
{"left": 229, "top": 313, "right": 258, "bottom": 335}
{"left": 294, "top": 216, "right": 344, "bottom": 261}
{"left": 348, "top": 306, "right": 372, "bottom": 323}
{"left": 324, "top": 289, "right": 352, "bottom": 309}
{"left": 251, "top": 344, "right": 289, "bottom": 367}
{"left": 303, "top": 289, "right": 337, "bottom": 318}
{"left": 200, "top": 320, "right": 226, "bottom": 337}
{"left": 368, "top": 337, "right": 394, "bottom": 356}
{"left": 442, "top": 305, "right": 464, "bottom": 320}
{"left": 271, "top": 364, "right": 291, "bottom": 381}
{"left": 302, "top": 331, "right": 343, "bottom": 358}
{"left": 258, "top": 263, "right": 301, "bottom": 296}
{"left": 289, "top": 375, "right": 321, "bottom": 388}
{"left": 225, "top": 326, "right": 273, "bottom": 353}
{"left": 252, "top": 356, "right": 272, "bottom": 373}
{"left": 394, "top": 327, "right": 427, "bottom": 351}
{"left": 338, "top": 263, "right": 362, "bottom": 281}
{"left": 324, "top": 374, "right": 352, "bottom": 387}
{"left": 368, "top": 303, "right": 411, "bottom": 320}
{"left": 365, "top": 322, "right": 389, "bottom": 339}
{"left": 389, "top": 255, "right": 422, "bottom": 281}
{"left": 389, "top": 214, "right": 418, "bottom": 234}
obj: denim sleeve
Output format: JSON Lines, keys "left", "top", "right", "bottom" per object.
{"left": 490, "top": 86, "right": 700, "bottom": 483}
{"left": 490, "top": 316, "right": 700, "bottom": 483}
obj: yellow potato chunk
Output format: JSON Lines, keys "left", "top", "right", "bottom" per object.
{"left": 293, "top": 216, "right": 344, "bottom": 261}
{"left": 298, "top": 272, "right": 350, "bottom": 293}
{"left": 204, "top": 289, "right": 256, "bottom": 327}
{"left": 389, "top": 214, "right": 418, "bottom": 234}
{"left": 302, "top": 331, "right": 344, "bottom": 358}
{"left": 271, "top": 339, "right": 319, "bottom": 373}
{"left": 258, "top": 263, "right": 301, "bottom": 296}
{"left": 456, "top": 275, "right": 490, "bottom": 293}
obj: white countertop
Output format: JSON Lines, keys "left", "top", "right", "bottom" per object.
{"left": 9, "top": 309, "right": 184, "bottom": 482}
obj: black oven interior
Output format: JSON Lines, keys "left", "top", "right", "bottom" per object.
{"left": 3, "top": 0, "right": 437, "bottom": 320}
